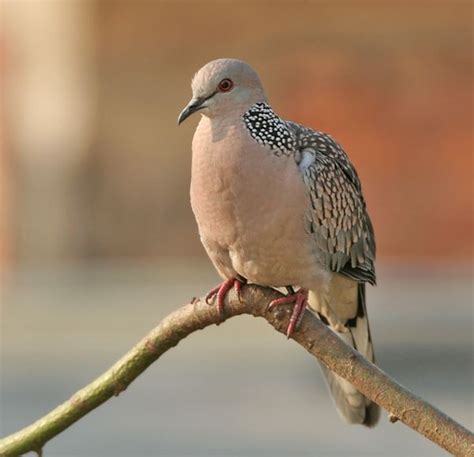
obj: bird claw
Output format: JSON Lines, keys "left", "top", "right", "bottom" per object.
{"left": 234, "top": 279, "right": 243, "bottom": 302}
{"left": 205, "top": 285, "right": 222, "bottom": 305}
{"left": 268, "top": 288, "right": 308, "bottom": 338}
{"left": 205, "top": 277, "right": 245, "bottom": 319}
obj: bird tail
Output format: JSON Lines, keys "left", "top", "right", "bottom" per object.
{"left": 308, "top": 279, "right": 380, "bottom": 427}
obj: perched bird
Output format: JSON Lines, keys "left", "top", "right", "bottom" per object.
{"left": 178, "top": 58, "right": 379, "bottom": 426}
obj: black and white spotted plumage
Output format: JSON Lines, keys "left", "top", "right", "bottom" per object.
{"left": 243, "top": 102, "right": 296, "bottom": 156}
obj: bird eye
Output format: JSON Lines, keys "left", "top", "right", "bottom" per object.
{"left": 218, "top": 78, "right": 233, "bottom": 92}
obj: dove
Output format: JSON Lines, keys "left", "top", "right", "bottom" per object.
{"left": 178, "top": 58, "right": 379, "bottom": 426}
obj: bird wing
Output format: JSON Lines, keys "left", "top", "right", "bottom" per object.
{"left": 287, "top": 121, "right": 376, "bottom": 285}
{"left": 287, "top": 122, "right": 379, "bottom": 426}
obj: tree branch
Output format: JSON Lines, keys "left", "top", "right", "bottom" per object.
{"left": 0, "top": 285, "right": 472, "bottom": 456}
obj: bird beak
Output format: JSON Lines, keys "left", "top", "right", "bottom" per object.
{"left": 177, "top": 97, "right": 206, "bottom": 125}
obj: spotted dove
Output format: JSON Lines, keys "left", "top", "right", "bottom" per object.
{"left": 178, "top": 58, "right": 379, "bottom": 427}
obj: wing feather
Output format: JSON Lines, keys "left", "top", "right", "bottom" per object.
{"left": 288, "top": 122, "right": 376, "bottom": 285}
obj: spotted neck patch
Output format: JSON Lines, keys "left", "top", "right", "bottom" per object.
{"left": 242, "top": 102, "right": 295, "bottom": 156}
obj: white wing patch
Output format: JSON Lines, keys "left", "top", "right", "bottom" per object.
{"left": 298, "top": 148, "right": 315, "bottom": 172}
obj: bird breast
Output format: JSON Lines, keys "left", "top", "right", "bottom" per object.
{"left": 190, "top": 115, "right": 318, "bottom": 287}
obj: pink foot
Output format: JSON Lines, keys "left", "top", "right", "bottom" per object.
{"left": 206, "top": 277, "right": 246, "bottom": 319}
{"left": 268, "top": 288, "right": 308, "bottom": 338}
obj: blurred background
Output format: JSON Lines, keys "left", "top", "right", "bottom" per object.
{"left": 0, "top": 1, "right": 472, "bottom": 456}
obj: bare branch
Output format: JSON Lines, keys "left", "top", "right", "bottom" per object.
{"left": 0, "top": 285, "right": 472, "bottom": 456}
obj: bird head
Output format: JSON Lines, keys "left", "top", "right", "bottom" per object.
{"left": 178, "top": 58, "right": 267, "bottom": 125}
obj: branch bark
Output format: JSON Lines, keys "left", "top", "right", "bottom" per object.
{"left": 0, "top": 284, "right": 472, "bottom": 456}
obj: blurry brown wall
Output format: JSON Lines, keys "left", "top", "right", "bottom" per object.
{"left": 1, "top": 1, "right": 473, "bottom": 270}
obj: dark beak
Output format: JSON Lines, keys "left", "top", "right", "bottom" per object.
{"left": 177, "top": 97, "right": 206, "bottom": 125}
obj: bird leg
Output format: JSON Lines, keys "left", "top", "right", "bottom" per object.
{"left": 205, "top": 277, "right": 246, "bottom": 319}
{"left": 267, "top": 287, "right": 308, "bottom": 338}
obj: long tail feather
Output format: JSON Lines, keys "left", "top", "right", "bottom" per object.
{"left": 309, "top": 281, "right": 380, "bottom": 426}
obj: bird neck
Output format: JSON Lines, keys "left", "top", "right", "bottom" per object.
{"left": 242, "top": 102, "right": 296, "bottom": 156}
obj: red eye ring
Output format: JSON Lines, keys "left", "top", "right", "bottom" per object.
{"left": 218, "top": 78, "right": 233, "bottom": 92}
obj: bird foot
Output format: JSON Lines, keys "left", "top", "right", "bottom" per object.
{"left": 205, "top": 277, "right": 246, "bottom": 320}
{"left": 267, "top": 288, "right": 308, "bottom": 338}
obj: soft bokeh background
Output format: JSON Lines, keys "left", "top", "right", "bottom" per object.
{"left": 1, "top": 1, "right": 472, "bottom": 456}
